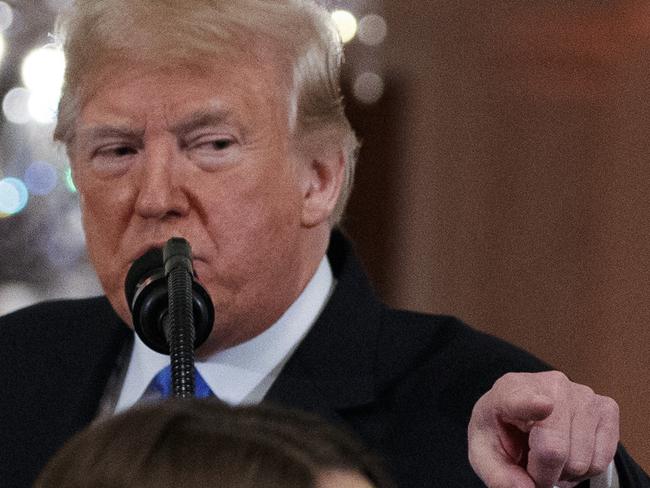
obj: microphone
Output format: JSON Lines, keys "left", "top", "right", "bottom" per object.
{"left": 124, "top": 239, "right": 214, "bottom": 356}
{"left": 126, "top": 238, "right": 215, "bottom": 398}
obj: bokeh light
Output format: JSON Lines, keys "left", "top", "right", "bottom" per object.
{"left": 2, "top": 87, "right": 31, "bottom": 124}
{"left": 358, "top": 14, "right": 388, "bottom": 46}
{"left": 0, "top": 282, "right": 40, "bottom": 316}
{"left": 353, "top": 72, "right": 385, "bottom": 104}
{"left": 0, "top": 1, "right": 13, "bottom": 31}
{"left": 24, "top": 161, "right": 58, "bottom": 196}
{"left": 64, "top": 167, "right": 77, "bottom": 193}
{"left": 0, "top": 177, "right": 29, "bottom": 216}
{"left": 44, "top": 206, "right": 86, "bottom": 268}
{"left": 21, "top": 46, "right": 66, "bottom": 94}
{"left": 21, "top": 46, "right": 66, "bottom": 124}
{"left": 331, "top": 9, "right": 358, "bottom": 44}
{"left": 28, "top": 90, "right": 58, "bottom": 124}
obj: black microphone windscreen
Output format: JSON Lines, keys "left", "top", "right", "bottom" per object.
{"left": 125, "top": 248, "right": 163, "bottom": 310}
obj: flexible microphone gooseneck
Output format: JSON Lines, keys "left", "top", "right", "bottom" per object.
{"left": 125, "top": 238, "right": 214, "bottom": 399}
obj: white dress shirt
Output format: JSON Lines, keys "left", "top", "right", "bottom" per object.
{"left": 114, "top": 256, "right": 333, "bottom": 412}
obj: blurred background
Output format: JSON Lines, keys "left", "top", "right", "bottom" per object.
{"left": 0, "top": 0, "right": 647, "bottom": 469}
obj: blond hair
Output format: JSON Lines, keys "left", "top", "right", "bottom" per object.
{"left": 54, "top": 0, "right": 358, "bottom": 224}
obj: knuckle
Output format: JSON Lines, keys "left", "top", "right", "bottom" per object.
{"left": 589, "top": 456, "right": 611, "bottom": 475}
{"left": 491, "top": 372, "right": 528, "bottom": 399}
{"left": 535, "top": 439, "right": 569, "bottom": 468}
{"left": 564, "top": 459, "right": 591, "bottom": 478}
{"left": 545, "top": 370, "right": 570, "bottom": 388}
{"left": 494, "top": 372, "right": 519, "bottom": 389}
{"left": 547, "top": 370, "right": 568, "bottom": 381}
{"left": 575, "top": 383, "right": 594, "bottom": 399}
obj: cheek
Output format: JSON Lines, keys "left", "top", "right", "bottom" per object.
{"left": 201, "top": 190, "right": 295, "bottom": 267}
{"left": 202, "top": 159, "right": 302, "bottom": 231}
{"left": 77, "top": 167, "right": 136, "bottom": 231}
{"left": 197, "top": 168, "right": 303, "bottom": 274}
{"left": 80, "top": 190, "right": 124, "bottom": 248}
{"left": 77, "top": 180, "right": 135, "bottom": 280}
{"left": 79, "top": 195, "right": 119, "bottom": 285}
{"left": 80, "top": 193, "right": 107, "bottom": 250}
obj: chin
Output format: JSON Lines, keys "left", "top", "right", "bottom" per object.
{"left": 101, "top": 280, "right": 133, "bottom": 327}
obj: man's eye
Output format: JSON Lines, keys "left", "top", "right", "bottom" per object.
{"left": 208, "top": 139, "right": 233, "bottom": 150}
{"left": 188, "top": 136, "right": 239, "bottom": 170}
{"left": 112, "top": 146, "right": 137, "bottom": 156}
{"left": 92, "top": 145, "right": 138, "bottom": 159}
{"left": 100, "top": 146, "right": 137, "bottom": 157}
{"left": 86, "top": 144, "right": 138, "bottom": 176}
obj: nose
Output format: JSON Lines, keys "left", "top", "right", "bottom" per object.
{"left": 134, "top": 144, "right": 190, "bottom": 220}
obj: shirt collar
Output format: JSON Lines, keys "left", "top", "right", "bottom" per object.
{"left": 114, "top": 256, "right": 333, "bottom": 412}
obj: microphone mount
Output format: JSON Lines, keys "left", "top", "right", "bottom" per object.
{"left": 125, "top": 237, "right": 214, "bottom": 398}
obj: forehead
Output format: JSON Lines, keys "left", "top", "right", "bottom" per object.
{"left": 75, "top": 54, "right": 291, "bottom": 131}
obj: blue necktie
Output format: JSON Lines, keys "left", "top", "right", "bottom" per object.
{"left": 142, "top": 365, "right": 215, "bottom": 401}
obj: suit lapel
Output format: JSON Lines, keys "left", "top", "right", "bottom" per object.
{"left": 265, "top": 231, "right": 383, "bottom": 419}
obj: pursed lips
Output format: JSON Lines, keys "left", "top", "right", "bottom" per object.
{"left": 130, "top": 240, "right": 205, "bottom": 263}
{"left": 125, "top": 243, "right": 208, "bottom": 286}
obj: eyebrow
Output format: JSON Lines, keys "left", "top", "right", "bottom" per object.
{"left": 75, "top": 125, "right": 145, "bottom": 145}
{"left": 170, "top": 108, "right": 238, "bottom": 135}
{"left": 73, "top": 107, "right": 239, "bottom": 147}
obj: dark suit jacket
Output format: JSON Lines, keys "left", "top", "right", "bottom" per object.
{"left": 1, "top": 232, "right": 648, "bottom": 487}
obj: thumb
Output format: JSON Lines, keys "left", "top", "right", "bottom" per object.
{"left": 498, "top": 393, "right": 554, "bottom": 432}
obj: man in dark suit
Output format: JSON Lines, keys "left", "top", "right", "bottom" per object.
{"left": 0, "top": 0, "right": 647, "bottom": 487}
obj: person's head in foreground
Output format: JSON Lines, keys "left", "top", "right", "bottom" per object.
{"left": 55, "top": 0, "right": 358, "bottom": 354}
{"left": 34, "top": 399, "right": 393, "bottom": 488}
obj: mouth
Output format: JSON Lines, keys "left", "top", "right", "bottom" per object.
{"left": 124, "top": 242, "right": 210, "bottom": 305}
{"left": 130, "top": 242, "right": 167, "bottom": 265}
{"left": 130, "top": 241, "right": 207, "bottom": 271}
{"left": 129, "top": 240, "right": 204, "bottom": 263}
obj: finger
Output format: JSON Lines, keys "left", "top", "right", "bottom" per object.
{"left": 561, "top": 386, "right": 598, "bottom": 480}
{"left": 496, "top": 392, "right": 555, "bottom": 432}
{"left": 490, "top": 373, "right": 556, "bottom": 427}
{"left": 526, "top": 401, "right": 571, "bottom": 488}
{"left": 587, "top": 396, "right": 619, "bottom": 477}
{"left": 468, "top": 428, "right": 536, "bottom": 488}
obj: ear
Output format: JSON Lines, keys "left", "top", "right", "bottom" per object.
{"left": 299, "top": 149, "right": 346, "bottom": 228}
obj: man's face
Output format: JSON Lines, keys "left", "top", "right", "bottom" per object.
{"left": 70, "top": 56, "right": 324, "bottom": 353}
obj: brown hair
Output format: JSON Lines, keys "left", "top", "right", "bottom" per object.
{"left": 34, "top": 399, "right": 393, "bottom": 488}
